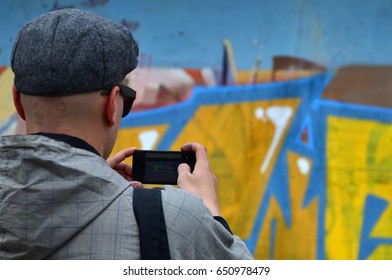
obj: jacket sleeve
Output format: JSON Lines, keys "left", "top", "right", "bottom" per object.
{"left": 161, "top": 186, "right": 254, "bottom": 260}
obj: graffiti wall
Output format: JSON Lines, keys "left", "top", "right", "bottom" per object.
{"left": 1, "top": 0, "right": 392, "bottom": 260}
{"left": 1, "top": 62, "right": 392, "bottom": 260}
{"left": 112, "top": 70, "right": 392, "bottom": 260}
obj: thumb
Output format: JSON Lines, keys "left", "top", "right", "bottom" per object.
{"left": 178, "top": 163, "right": 191, "bottom": 174}
{"left": 178, "top": 163, "right": 191, "bottom": 185}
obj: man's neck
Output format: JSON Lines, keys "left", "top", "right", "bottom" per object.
{"left": 32, "top": 132, "right": 101, "bottom": 156}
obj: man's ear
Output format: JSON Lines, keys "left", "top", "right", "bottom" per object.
{"left": 105, "top": 86, "right": 121, "bottom": 126}
{"left": 12, "top": 85, "right": 26, "bottom": 120}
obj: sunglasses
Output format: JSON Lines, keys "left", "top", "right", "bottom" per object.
{"left": 102, "top": 84, "right": 137, "bottom": 118}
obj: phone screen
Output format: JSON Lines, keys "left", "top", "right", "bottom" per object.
{"left": 132, "top": 150, "right": 196, "bottom": 185}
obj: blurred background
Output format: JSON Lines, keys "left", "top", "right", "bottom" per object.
{"left": 1, "top": 0, "right": 391, "bottom": 259}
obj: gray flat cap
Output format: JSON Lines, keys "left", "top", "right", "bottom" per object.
{"left": 11, "top": 8, "right": 139, "bottom": 95}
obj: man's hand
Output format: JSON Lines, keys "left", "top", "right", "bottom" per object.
{"left": 106, "top": 147, "right": 143, "bottom": 188}
{"left": 177, "top": 142, "right": 220, "bottom": 216}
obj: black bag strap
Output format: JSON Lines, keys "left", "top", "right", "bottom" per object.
{"left": 132, "top": 188, "right": 171, "bottom": 260}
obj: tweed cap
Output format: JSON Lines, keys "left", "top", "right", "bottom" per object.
{"left": 11, "top": 8, "right": 139, "bottom": 95}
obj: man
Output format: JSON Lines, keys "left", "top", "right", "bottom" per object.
{"left": 0, "top": 8, "right": 253, "bottom": 259}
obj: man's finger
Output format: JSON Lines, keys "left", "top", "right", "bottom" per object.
{"left": 181, "top": 142, "right": 210, "bottom": 171}
{"left": 131, "top": 181, "right": 143, "bottom": 189}
{"left": 177, "top": 163, "right": 192, "bottom": 185}
{"left": 178, "top": 162, "right": 191, "bottom": 173}
{"left": 107, "top": 147, "right": 136, "bottom": 167}
{"left": 114, "top": 162, "right": 133, "bottom": 176}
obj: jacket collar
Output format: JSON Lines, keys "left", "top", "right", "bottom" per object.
{"left": 33, "top": 132, "right": 100, "bottom": 156}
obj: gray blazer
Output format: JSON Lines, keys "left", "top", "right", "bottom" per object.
{"left": 0, "top": 135, "right": 253, "bottom": 259}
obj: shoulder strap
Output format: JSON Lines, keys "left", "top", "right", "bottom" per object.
{"left": 132, "top": 188, "right": 171, "bottom": 260}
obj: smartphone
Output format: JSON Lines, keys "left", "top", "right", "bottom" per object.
{"left": 132, "top": 150, "right": 196, "bottom": 185}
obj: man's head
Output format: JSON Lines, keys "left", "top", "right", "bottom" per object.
{"left": 11, "top": 8, "right": 139, "bottom": 158}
